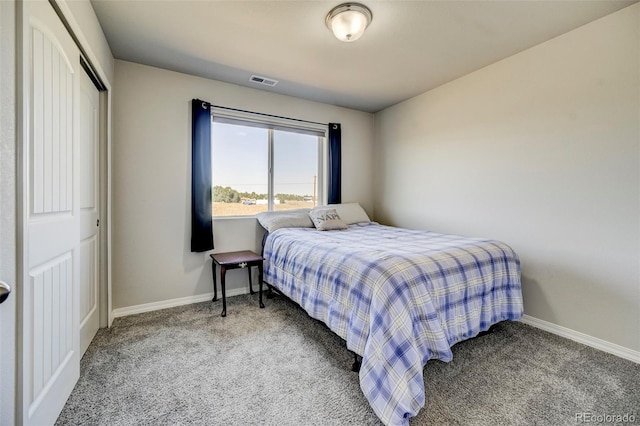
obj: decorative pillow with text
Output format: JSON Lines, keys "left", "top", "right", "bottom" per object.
{"left": 309, "top": 208, "right": 349, "bottom": 231}
{"left": 310, "top": 202, "right": 370, "bottom": 225}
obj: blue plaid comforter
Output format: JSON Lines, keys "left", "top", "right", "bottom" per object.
{"left": 263, "top": 222, "right": 523, "bottom": 425}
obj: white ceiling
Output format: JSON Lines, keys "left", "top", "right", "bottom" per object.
{"left": 90, "top": 0, "right": 637, "bottom": 113}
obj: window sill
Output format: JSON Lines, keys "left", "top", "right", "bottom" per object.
{"left": 212, "top": 215, "right": 258, "bottom": 221}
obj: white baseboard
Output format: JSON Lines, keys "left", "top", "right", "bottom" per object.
{"left": 111, "top": 287, "right": 250, "bottom": 319}
{"left": 519, "top": 315, "right": 639, "bottom": 364}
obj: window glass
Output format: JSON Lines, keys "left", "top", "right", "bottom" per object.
{"left": 212, "top": 121, "right": 323, "bottom": 217}
{"left": 212, "top": 123, "right": 268, "bottom": 216}
{"left": 273, "top": 130, "right": 319, "bottom": 211}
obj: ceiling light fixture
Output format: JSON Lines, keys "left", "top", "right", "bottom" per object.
{"left": 325, "top": 3, "right": 373, "bottom": 43}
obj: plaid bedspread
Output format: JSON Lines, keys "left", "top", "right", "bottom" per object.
{"left": 263, "top": 222, "right": 523, "bottom": 426}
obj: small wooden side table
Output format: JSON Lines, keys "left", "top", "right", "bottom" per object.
{"left": 210, "top": 250, "right": 264, "bottom": 317}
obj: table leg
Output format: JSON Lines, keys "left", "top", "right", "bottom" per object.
{"left": 248, "top": 266, "right": 255, "bottom": 294}
{"left": 211, "top": 261, "right": 217, "bottom": 302}
{"left": 258, "top": 263, "right": 264, "bottom": 309}
{"left": 220, "top": 265, "right": 227, "bottom": 317}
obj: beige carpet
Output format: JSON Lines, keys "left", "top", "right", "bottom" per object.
{"left": 56, "top": 294, "right": 639, "bottom": 425}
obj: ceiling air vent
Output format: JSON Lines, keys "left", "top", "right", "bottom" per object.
{"left": 249, "top": 75, "right": 279, "bottom": 87}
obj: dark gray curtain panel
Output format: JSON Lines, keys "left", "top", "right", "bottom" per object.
{"left": 328, "top": 123, "right": 342, "bottom": 204}
{"left": 191, "top": 99, "right": 214, "bottom": 252}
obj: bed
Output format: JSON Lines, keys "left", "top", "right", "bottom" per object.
{"left": 258, "top": 205, "right": 524, "bottom": 426}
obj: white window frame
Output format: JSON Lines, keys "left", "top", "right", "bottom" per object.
{"left": 211, "top": 107, "right": 327, "bottom": 217}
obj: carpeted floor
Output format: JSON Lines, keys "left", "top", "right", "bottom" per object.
{"left": 56, "top": 294, "right": 639, "bottom": 425}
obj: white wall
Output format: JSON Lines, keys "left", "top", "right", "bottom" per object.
{"left": 0, "top": 1, "right": 17, "bottom": 423}
{"left": 374, "top": 5, "right": 639, "bottom": 352}
{"left": 112, "top": 60, "right": 374, "bottom": 310}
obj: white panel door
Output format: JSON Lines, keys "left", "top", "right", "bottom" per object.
{"left": 21, "top": 1, "right": 80, "bottom": 424}
{"left": 79, "top": 69, "right": 100, "bottom": 357}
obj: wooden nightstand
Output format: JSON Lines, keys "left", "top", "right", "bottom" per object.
{"left": 210, "top": 250, "right": 264, "bottom": 317}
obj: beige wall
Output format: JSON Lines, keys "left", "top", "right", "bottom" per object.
{"left": 374, "top": 4, "right": 640, "bottom": 351}
{"left": 112, "top": 60, "right": 374, "bottom": 309}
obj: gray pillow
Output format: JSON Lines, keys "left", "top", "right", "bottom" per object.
{"left": 308, "top": 208, "right": 349, "bottom": 231}
{"left": 311, "top": 202, "right": 370, "bottom": 225}
{"left": 256, "top": 209, "right": 314, "bottom": 232}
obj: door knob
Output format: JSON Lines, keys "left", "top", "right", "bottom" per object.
{"left": 0, "top": 281, "right": 10, "bottom": 304}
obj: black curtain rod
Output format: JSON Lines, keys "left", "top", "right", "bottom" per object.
{"left": 196, "top": 99, "right": 327, "bottom": 127}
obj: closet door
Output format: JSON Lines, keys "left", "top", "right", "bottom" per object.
{"left": 79, "top": 68, "right": 100, "bottom": 357}
{"left": 21, "top": 0, "right": 80, "bottom": 423}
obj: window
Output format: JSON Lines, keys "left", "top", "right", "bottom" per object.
{"left": 211, "top": 110, "right": 325, "bottom": 217}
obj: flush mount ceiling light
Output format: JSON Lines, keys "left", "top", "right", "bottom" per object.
{"left": 325, "top": 3, "right": 373, "bottom": 42}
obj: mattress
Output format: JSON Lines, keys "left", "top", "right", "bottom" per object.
{"left": 263, "top": 222, "right": 523, "bottom": 425}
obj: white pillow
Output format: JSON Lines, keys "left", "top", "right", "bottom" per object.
{"left": 312, "top": 202, "right": 370, "bottom": 225}
{"left": 308, "top": 208, "right": 348, "bottom": 231}
{"left": 256, "top": 209, "right": 314, "bottom": 233}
